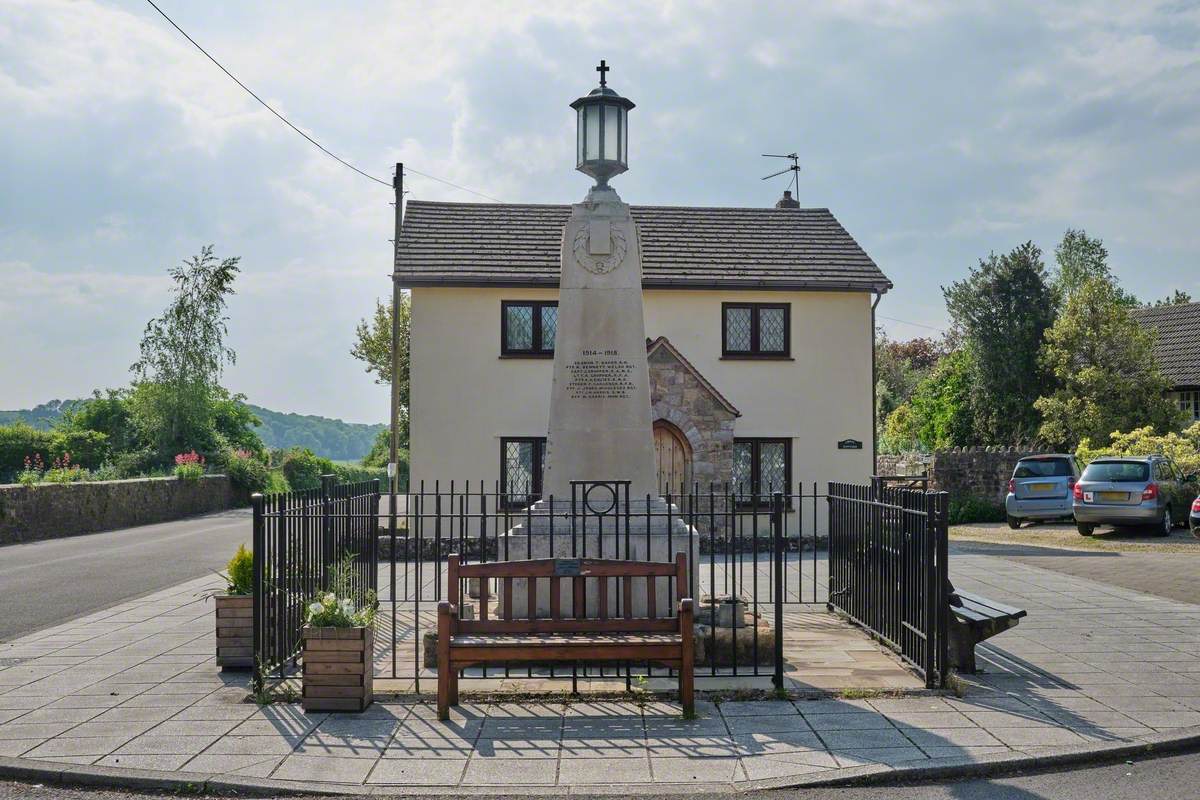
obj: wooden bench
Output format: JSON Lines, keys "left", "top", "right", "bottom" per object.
{"left": 437, "top": 553, "right": 695, "bottom": 720}
{"left": 947, "top": 584, "right": 1027, "bottom": 673}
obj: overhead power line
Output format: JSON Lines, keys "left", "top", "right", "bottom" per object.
{"left": 877, "top": 315, "right": 947, "bottom": 333}
{"left": 143, "top": 0, "right": 503, "bottom": 203}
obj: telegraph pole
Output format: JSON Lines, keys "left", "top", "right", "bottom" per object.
{"left": 389, "top": 163, "right": 403, "bottom": 541}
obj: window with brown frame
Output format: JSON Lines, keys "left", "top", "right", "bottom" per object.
{"left": 732, "top": 438, "right": 792, "bottom": 504}
{"left": 722, "top": 302, "right": 790, "bottom": 357}
{"left": 500, "top": 437, "right": 545, "bottom": 508}
{"left": 501, "top": 300, "right": 557, "bottom": 357}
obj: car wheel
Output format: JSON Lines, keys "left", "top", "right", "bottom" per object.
{"left": 1076, "top": 523, "right": 1095, "bottom": 536}
{"left": 1153, "top": 507, "right": 1173, "bottom": 537}
{"left": 1006, "top": 515, "right": 1021, "bottom": 530}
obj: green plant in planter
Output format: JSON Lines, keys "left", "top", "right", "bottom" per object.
{"left": 222, "top": 544, "right": 253, "bottom": 595}
{"left": 305, "top": 554, "right": 376, "bottom": 628}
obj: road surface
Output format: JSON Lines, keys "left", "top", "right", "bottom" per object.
{"left": 0, "top": 509, "right": 252, "bottom": 642}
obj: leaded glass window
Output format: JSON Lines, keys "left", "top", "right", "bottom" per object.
{"left": 501, "top": 301, "right": 557, "bottom": 356}
{"left": 732, "top": 438, "right": 791, "bottom": 505}
{"left": 501, "top": 437, "right": 545, "bottom": 508}
{"left": 722, "top": 303, "right": 790, "bottom": 357}
{"left": 540, "top": 305, "right": 557, "bottom": 351}
{"left": 725, "top": 307, "right": 752, "bottom": 352}
{"left": 759, "top": 307, "right": 786, "bottom": 353}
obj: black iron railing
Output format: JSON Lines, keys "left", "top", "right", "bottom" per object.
{"left": 827, "top": 482, "right": 949, "bottom": 688}
{"left": 252, "top": 475, "right": 379, "bottom": 691}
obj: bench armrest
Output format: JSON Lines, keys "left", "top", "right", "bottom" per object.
{"left": 437, "top": 601, "right": 458, "bottom": 638}
{"left": 678, "top": 597, "right": 694, "bottom": 627}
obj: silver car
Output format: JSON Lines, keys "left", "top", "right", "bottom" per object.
{"left": 1005, "top": 454, "right": 1081, "bottom": 529}
{"left": 1073, "top": 456, "right": 1199, "bottom": 537}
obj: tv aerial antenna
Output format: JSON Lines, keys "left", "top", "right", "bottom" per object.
{"left": 761, "top": 152, "right": 801, "bottom": 200}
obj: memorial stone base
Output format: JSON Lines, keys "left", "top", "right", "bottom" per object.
{"left": 498, "top": 497, "right": 698, "bottom": 618}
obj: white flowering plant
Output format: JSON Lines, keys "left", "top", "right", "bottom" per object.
{"left": 304, "top": 554, "right": 376, "bottom": 628}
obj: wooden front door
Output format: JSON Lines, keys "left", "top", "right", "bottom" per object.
{"left": 653, "top": 421, "right": 692, "bottom": 495}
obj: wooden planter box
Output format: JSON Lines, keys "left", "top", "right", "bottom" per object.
{"left": 214, "top": 594, "right": 253, "bottom": 669}
{"left": 302, "top": 625, "right": 373, "bottom": 713}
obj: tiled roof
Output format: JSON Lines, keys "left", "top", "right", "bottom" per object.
{"left": 394, "top": 201, "right": 890, "bottom": 292}
{"left": 1130, "top": 302, "right": 1200, "bottom": 387}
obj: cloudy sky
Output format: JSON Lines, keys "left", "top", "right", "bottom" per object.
{"left": 2, "top": 1, "right": 1198, "bottom": 423}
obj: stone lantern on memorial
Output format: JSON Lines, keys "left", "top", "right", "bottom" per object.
{"left": 570, "top": 60, "right": 635, "bottom": 189}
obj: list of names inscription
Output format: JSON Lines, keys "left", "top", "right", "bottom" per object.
{"left": 565, "top": 350, "right": 636, "bottom": 399}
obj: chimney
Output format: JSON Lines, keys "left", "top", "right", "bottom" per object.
{"left": 775, "top": 190, "right": 799, "bottom": 209}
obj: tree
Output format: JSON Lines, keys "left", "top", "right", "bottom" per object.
{"left": 908, "top": 348, "right": 976, "bottom": 450}
{"left": 1053, "top": 229, "right": 1137, "bottom": 307}
{"left": 57, "top": 389, "right": 141, "bottom": 454}
{"left": 1035, "top": 276, "right": 1182, "bottom": 449}
{"left": 129, "top": 245, "right": 242, "bottom": 458}
{"left": 1151, "top": 290, "right": 1194, "bottom": 307}
{"left": 351, "top": 294, "right": 410, "bottom": 446}
{"left": 874, "top": 333, "right": 949, "bottom": 434}
{"left": 943, "top": 242, "right": 1057, "bottom": 445}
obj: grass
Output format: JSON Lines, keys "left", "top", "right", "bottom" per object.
{"left": 951, "top": 520, "right": 1200, "bottom": 553}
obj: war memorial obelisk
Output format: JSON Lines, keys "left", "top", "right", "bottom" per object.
{"left": 503, "top": 62, "right": 696, "bottom": 616}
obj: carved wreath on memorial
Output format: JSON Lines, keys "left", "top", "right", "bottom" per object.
{"left": 572, "top": 225, "right": 628, "bottom": 275}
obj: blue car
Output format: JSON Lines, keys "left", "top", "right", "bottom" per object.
{"left": 1005, "top": 454, "right": 1082, "bottom": 529}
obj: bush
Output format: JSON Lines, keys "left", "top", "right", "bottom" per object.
{"left": 49, "top": 429, "right": 109, "bottom": 470}
{"left": 332, "top": 463, "right": 388, "bottom": 486}
{"left": 0, "top": 424, "right": 55, "bottom": 482}
{"left": 279, "top": 447, "right": 335, "bottom": 491}
{"left": 1077, "top": 422, "right": 1200, "bottom": 477}
{"left": 948, "top": 494, "right": 1007, "bottom": 525}
{"left": 224, "top": 544, "right": 253, "bottom": 595}
{"left": 224, "top": 450, "right": 268, "bottom": 494}
{"left": 264, "top": 469, "right": 291, "bottom": 495}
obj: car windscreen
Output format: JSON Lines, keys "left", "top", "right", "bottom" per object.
{"left": 1081, "top": 461, "right": 1149, "bottom": 483}
{"left": 1013, "top": 458, "right": 1072, "bottom": 478}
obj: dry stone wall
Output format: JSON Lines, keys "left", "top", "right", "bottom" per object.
{"left": 0, "top": 475, "right": 237, "bottom": 545}
{"left": 878, "top": 447, "right": 1037, "bottom": 504}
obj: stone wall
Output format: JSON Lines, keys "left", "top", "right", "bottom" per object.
{"left": 648, "top": 342, "right": 737, "bottom": 491}
{"left": 877, "top": 447, "right": 1037, "bottom": 504}
{"left": 0, "top": 475, "right": 237, "bottom": 545}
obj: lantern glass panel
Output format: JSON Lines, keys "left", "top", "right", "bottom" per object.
{"left": 620, "top": 107, "right": 628, "bottom": 163}
{"left": 585, "top": 105, "right": 600, "bottom": 161}
{"left": 603, "top": 104, "right": 619, "bottom": 161}
{"left": 576, "top": 107, "right": 584, "bottom": 164}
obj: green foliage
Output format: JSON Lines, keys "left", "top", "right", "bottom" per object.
{"left": 175, "top": 463, "right": 204, "bottom": 481}
{"left": 279, "top": 447, "right": 336, "bottom": 491}
{"left": 331, "top": 463, "right": 388, "bottom": 486}
{"left": 880, "top": 403, "right": 919, "bottom": 454}
{"left": 57, "top": 390, "right": 140, "bottom": 454}
{"left": 0, "top": 424, "right": 55, "bottom": 482}
{"left": 351, "top": 295, "right": 410, "bottom": 448}
{"left": 0, "top": 424, "right": 109, "bottom": 482}
{"left": 129, "top": 246, "right": 241, "bottom": 460}
{"left": 875, "top": 333, "right": 951, "bottom": 442}
{"left": 1035, "top": 276, "right": 1181, "bottom": 449}
{"left": 1077, "top": 422, "right": 1200, "bottom": 477}
{"left": 264, "top": 469, "right": 291, "bottom": 495}
{"left": 224, "top": 450, "right": 269, "bottom": 494}
{"left": 948, "top": 494, "right": 1007, "bottom": 525}
{"left": 1053, "top": 229, "right": 1139, "bottom": 307}
{"left": 943, "top": 241, "right": 1057, "bottom": 445}
{"left": 211, "top": 392, "right": 265, "bottom": 456}
{"left": 305, "top": 554, "right": 376, "bottom": 628}
{"left": 248, "top": 404, "right": 384, "bottom": 461}
{"left": 1150, "top": 290, "right": 1194, "bottom": 307}
{"left": 907, "top": 349, "right": 976, "bottom": 450}
{"left": 224, "top": 544, "right": 254, "bottom": 595}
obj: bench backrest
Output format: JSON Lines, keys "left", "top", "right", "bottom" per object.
{"left": 447, "top": 553, "right": 687, "bottom": 634}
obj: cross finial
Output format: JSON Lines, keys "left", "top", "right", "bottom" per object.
{"left": 596, "top": 59, "right": 609, "bottom": 86}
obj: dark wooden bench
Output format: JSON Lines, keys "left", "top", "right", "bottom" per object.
{"left": 947, "top": 584, "right": 1027, "bottom": 673}
{"left": 437, "top": 553, "right": 694, "bottom": 720}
